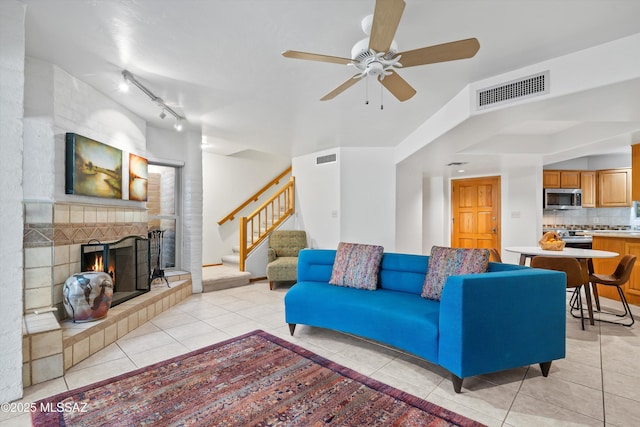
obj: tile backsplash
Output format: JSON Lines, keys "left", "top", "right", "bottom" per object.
{"left": 543, "top": 206, "right": 640, "bottom": 229}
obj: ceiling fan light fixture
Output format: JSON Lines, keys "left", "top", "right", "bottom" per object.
{"left": 361, "top": 14, "right": 373, "bottom": 35}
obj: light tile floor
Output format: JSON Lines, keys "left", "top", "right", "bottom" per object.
{"left": 3, "top": 281, "right": 640, "bottom": 426}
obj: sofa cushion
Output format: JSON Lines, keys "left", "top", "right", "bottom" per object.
{"left": 329, "top": 242, "right": 384, "bottom": 290}
{"left": 421, "top": 246, "right": 489, "bottom": 301}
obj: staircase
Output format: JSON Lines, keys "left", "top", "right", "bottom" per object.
{"left": 208, "top": 167, "right": 294, "bottom": 291}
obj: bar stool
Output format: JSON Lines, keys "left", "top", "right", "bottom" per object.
{"left": 531, "top": 256, "right": 590, "bottom": 329}
{"left": 588, "top": 254, "right": 636, "bottom": 326}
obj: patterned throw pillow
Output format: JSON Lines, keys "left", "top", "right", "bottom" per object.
{"left": 421, "top": 246, "right": 490, "bottom": 301}
{"left": 329, "top": 242, "right": 384, "bottom": 290}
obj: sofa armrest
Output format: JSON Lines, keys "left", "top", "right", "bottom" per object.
{"left": 267, "top": 248, "right": 276, "bottom": 263}
{"left": 438, "top": 268, "right": 566, "bottom": 379}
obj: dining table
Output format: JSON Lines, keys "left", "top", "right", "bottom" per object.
{"left": 504, "top": 246, "right": 619, "bottom": 325}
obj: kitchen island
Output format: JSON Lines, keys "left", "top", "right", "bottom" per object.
{"left": 590, "top": 232, "right": 640, "bottom": 306}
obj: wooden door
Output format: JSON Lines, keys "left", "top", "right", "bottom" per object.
{"left": 451, "top": 176, "right": 501, "bottom": 251}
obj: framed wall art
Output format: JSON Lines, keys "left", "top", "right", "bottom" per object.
{"left": 128, "top": 153, "right": 148, "bottom": 201}
{"left": 65, "top": 133, "right": 123, "bottom": 199}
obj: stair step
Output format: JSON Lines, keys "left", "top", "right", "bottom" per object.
{"left": 221, "top": 254, "right": 240, "bottom": 266}
{"left": 202, "top": 265, "right": 251, "bottom": 293}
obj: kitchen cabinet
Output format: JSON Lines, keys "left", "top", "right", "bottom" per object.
{"left": 597, "top": 168, "right": 632, "bottom": 207}
{"left": 560, "top": 171, "right": 581, "bottom": 188}
{"left": 543, "top": 171, "right": 560, "bottom": 188}
{"left": 632, "top": 143, "right": 640, "bottom": 201}
{"left": 592, "top": 236, "right": 640, "bottom": 306}
{"left": 581, "top": 171, "right": 596, "bottom": 208}
{"left": 543, "top": 170, "right": 581, "bottom": 188}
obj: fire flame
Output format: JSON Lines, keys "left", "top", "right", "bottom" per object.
{"left": 91, "top": 255, "right": 103, "bottom": 272}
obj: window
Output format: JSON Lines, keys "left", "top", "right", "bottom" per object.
{"left": 147, "top": 164, "right": 180, "bottom": 269}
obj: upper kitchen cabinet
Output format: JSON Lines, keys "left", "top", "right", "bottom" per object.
{"left": 543, "top": 170, "right": 581, "bottom": 188}
{"left": 581, "top": 171, "right": 596, "bottom": 208}
{"left": 632, "top": 144, "right": 640, "bottom": 201}
{"left": 597, "top": 168, "right": 632, "bottom": 207}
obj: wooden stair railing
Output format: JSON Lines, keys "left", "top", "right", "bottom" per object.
{"left": 218, "top": 166, "right": 292, "bottom": 226}
{"left": 239, "top": 176, "right": 295, "bottom": 271}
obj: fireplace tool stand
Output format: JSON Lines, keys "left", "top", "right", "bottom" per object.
{"left": 149, "top": 229, "right": 170, "bottom": 287}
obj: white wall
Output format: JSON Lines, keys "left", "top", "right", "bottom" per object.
{"left": 146, "top": 127, "right": 203, "bottom": 292}
{"left": 340, "top": 148, "right": 396, "bottom": 250}
{"left": 293, "top": 147, "right": 396, "bottom": 251}
{"left": 201, "top": 150, "right": 290, "bottom": 264}
{"left": 0, "top": 0, "right": 26, "bottom": 403}
{"left": 500, "top": 163, "right": 544, "bottom": 264}
{"left": 23, "top": 58, "right": 147, "bottom": 205}
{"left": 395, "top": 161, "right": 423, "bottom": 254}
{"left": 292, "top": 149, "right": 340, "bottom": 249}
{"left": 546, "top": 153, "right": 630, "bottom": 170}
{"left": 422, "top": 175, "right": 446, "bottom": 253}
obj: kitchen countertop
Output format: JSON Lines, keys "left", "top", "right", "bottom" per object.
{"left": 580, "top": 230, "right": 640, "bottom": 238}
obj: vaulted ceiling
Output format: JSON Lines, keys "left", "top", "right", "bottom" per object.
{"left": 23, "top": 0, "right": 640, "bottom": 176}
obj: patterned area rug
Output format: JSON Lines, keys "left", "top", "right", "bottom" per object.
{"left": 32, "top": 330, "right": 485, "bottom": 426}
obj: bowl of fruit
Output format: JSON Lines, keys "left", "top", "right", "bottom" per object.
{"left": 538, "top": 231, "right": 566, "bottom": 251}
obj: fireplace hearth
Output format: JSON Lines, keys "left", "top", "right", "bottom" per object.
{"left": 81, "top": 235, "right": 150, "bottom": 307}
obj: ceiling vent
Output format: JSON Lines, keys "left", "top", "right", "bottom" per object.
{"left": 316, "top": 153, "right": 337, "bottom": 165}
{"left": 476, "top": 71, "right": 549, "bottom": 110}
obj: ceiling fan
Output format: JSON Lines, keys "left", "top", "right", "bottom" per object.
{"left": 282, "top": 0, "right": 480, "bottom": 102}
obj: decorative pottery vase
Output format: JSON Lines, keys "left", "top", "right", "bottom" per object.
{"left": 63, "top": 272, "right": 113, "bottom": 322}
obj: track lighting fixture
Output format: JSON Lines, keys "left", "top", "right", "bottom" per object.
{"left": 118, "top": 77, "right": 130, "bottom": 93}
{"left": 121, "top": 70, "right": 186, "bottom": 131}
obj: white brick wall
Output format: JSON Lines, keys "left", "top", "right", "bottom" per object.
{"left": 146, "top": 127, "right": 203, "bottom": 293}
{"left": 0, "top": 0, "right": 26, "bottom": 403}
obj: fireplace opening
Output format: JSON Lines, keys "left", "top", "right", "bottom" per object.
{"left": 81, "top": 235, "right": 150, "bottom": 307}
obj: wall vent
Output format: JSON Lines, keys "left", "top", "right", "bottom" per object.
{"left": 476, "top": 71, "right": 549, "bottom": 110}
{"left": 316, "top": 153, "right": 337, "bottom": 165}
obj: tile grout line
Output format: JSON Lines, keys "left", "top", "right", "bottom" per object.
{"left": 598, "top": 316, "right": 606, "bottom": 425}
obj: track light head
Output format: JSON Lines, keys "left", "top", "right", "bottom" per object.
{"left": 159, "top": 109, "right": 166, "bottom": 119}
{"left": 174, "top": 118, "right": 183, "bottom": 132}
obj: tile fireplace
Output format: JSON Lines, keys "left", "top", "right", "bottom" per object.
{"left": 81, "top": 235, "right": 150, "bottom": 307}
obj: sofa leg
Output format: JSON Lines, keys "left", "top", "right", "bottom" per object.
{"left": 539, "top": 361, "right": 552, "bottom": 377}
{"left": 451, "top": 374, "right": 463, "bottom": 393}
{"left": 288, "top": 323, "right": 296, "bottom": 336}
{"left": 269, "top": 281, "right": 274, "bottom": 290}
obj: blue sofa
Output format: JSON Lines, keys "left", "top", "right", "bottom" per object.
{"left": 284, "top": 249, "right": 567, "bottom": 393}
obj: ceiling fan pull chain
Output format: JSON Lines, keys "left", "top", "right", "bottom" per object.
{"left": 365, "top": 76, "right": 369, "bottom": 105}
{"left": 380, "top": 82, "right": 384, "bottom": 110}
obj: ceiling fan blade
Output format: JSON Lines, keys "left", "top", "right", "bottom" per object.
{"left": 320, "top": 75, "right": 362, "bottom": 101}
{"left": 397, "top": 38, "right": 480, "bottom": 68}
{"left": 379, "top": 71, "right": 416, "bottom": 102}
{"left": 369, "top": 0, "right": 406, "bottom": 53}
{"left": 282, "top": 50, "right": 352, "bottom": 65}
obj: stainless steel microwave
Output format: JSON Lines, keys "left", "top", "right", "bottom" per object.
{"left": 544, "top": 188, "right": 582, "bottom": 210}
